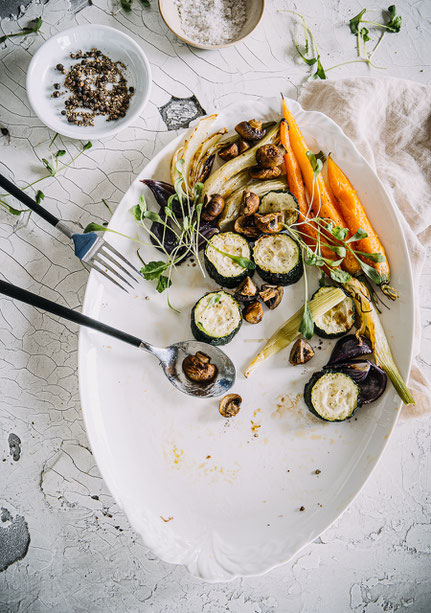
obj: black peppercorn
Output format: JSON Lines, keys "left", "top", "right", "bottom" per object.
{"left": 52, "top": 91, "right": 60, "bottom": 98}
{"left": 53, "top": 83, "right": 60, "bottom": 89}
{"left": 56, "top": 63, "right": 64, "bottom": 71}
{"left": 61, "top": 110, "right": 66, "bottom": 116}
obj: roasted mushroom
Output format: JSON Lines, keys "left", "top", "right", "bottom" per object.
{"left": 234, "top": 214, "right": 260, "bottom": 239}
{"left": 238, "top": 139, "right": 251, "bottom": 154}
{"left": 235, "top": 119, "right": 266, "bottom": 142}
{"left": 182, "top": 351, "right": 218, "bottom": 383}
{"left": 219, "top": 393, "right": 242, "bottom": 417}
{"left": 218, "top": 141, "right": 239, "bottom": 160}
{"left": 201, "top": 194, "right": 225, "bottom": 221}
{"left": 254, "top": 212, "right": 284, "bottom": 234}
{"left": 235, "top": 276, "right": 258, "bottom": 303}
{"left": 242, "top": 190, "right": 260, "bottom": 216}
{"left": 243, "top": 300, "right": 264, "bottom": 324}
{"left": 249, "top": 165, "right": 282, "bottom": 180}
{"left": 289, "top": 338, "right": 315, "bottom": 365}
{"left": 256, "top": 144, "right": 284, "bottom": 169}
{"left": 259, "top": 284, "right": 284, "bottom": 309}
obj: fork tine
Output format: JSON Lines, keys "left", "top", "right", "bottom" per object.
{"left": 101, "top": 242, "right": 142, "bottom": 278}
{"left": 91, "top": 257, "right": 134, "bottom": 291}
{"left": 98, "top": 245, "right": 137, "bottom": 282}
{"left": 90, "top": 261, "right": 129, "bottom": 293}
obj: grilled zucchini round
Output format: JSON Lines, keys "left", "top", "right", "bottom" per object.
{"left": 304, "top": 370, "right": 360, "bottom": 422}
{"left": 191, "top": 290, "right": 242, "bottom": 346}
{"left": 205, "top": 232, "right": 252, "bottom": 288}
{"left": 253, "top": 233, "right": 303, "bottom": 286}
{"left": 259, "top": 190, "right": 299, "bottom": 226}
{"left": 312, "top": 286, "right": 355, "bottom": 339}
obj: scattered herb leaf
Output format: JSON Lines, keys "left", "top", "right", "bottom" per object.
{"left": 299, "top": 301, "right": 314, "bottom": 339}
{"left": 35, "top": 190, "right": 45, "bottom": 204}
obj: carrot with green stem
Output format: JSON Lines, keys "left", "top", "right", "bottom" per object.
{"left": 327, "top": 156, "right": 396, "bottom": 299}
{"left": 281, "top": 97, "right": 361, "bottom": 276}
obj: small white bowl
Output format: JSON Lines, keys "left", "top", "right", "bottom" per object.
{"left": 159, "top": 0, "right": 265, "bottom": 50}
{"left": 26, "top": 24, "right": 152, "bottom": 140}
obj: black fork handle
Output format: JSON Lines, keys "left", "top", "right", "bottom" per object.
{"left": 0, "top": 280, "right": 142, "bottom": 348}
{"left": 0, "top": 171, "right": 60, "bottom": 227}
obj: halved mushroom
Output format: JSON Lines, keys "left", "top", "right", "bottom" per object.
{"left": 182, "top": 351, "right": 218, "bottom": 383}
{"left": 259, "top": 284, "right": 284, "bottom": 309}
{"left": 249, "top": 166, "right": 282, "bottom": 180}
{"left": 238, "top": 139, "right": 251, "bottom": 154}
{"left": 235, "top": 119, "right": 266, "bottom": 142}
{"left": 242, "top": 191, "right": 260, "bottom": 216}
{"left": 289, "top": 338, "right": 315, "bottom": 365}
{"left": 234, "top": 214, "right": 260, "bottom": 239}
{"left": 254, "top": 212, "right": 284, "bottom": 234}
{"left": 256, "top": 144, "right": 284, "bottom": 169}
{"left": 219, "top": 142, "right": 239, "bottom": 161}
{"left": 219, "top": 393, "right": 242, "bottom": 418}
{"left": 201, "top": 194, "right": 225, "bottom": 222}
{"left": 243, "top": 300, "right": 264, "bottom": 324}
{"left": 235, "top": 276, "right": 258, "bottom": 303}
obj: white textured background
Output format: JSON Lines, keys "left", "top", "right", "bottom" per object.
{"left": 0, "top": 0, "right": 430, "bottom": 611}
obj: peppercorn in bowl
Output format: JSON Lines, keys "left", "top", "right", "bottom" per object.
{"left": 26, "top": 24, "right": 152, "bottom": 140}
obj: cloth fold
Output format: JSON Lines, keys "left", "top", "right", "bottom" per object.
{"left": 298, "top": 77, "right": 431, "bottom": 417}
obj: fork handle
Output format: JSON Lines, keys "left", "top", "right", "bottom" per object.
{"left": 0, "top": 172, "right": 72, "bottom": 235}
{"left": 0, "top": 280, "right": 142, "bottom": 348}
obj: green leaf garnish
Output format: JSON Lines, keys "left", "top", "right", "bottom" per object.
{"left": 299, "top": 301, "right": 314, "bottom": 339}
{"left": 346, "top": 227, "right": 368, "bottom": 242}
{"left": 55, "top": 149, "right": 66, "bottom": 158}
{"left": 360, "top": 27, "right": 370, "bottom": 42}
{"left": 41, "top": 158, "right": 55, "bottom": 176}
{"left": 140, "top": 260, "right": 168, "bottom": 280}
{"left": 314, "top": 56, "right": 327, "bottom": 80}
{"left": 84, "top": 222, "right": 107, "bottom": 233}
{"left": 306, "top": 150, "right": 323, "bottom": 179}
{"left": 386, "top": 5, "right": 402, "bottom": 33}
{"left": 330, "top": 225, "right": 349, "bottom": 241}
{"left": 329, "top": 268, "right": 352, "bottom": 284}
{"left": 83, "top": 141, "right": 92, "bottom": 151}
{"left": 35, "top": 190, "right": 45, "bottom": 204}
{"left": 156, "top": 274, "right": 171, "bottom": 293}
{"left": 319, "top": 271, "right": 326, "bottom": 287}
{"left": 358, "top": 259, "right": 382, "bottom": 284}
{"left": 349, "top": 8, "right": 367, "bottom": 34}
{"left": 121, "top": 0, "right": 133, "bottom": 11}
{"left": 0, "top": 17, "right": 42, "bottom": 44}
{"left": 355, "top": 250, "right": 385, "bottom": 263}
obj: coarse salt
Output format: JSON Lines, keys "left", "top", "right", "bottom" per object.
{"left": 174, "top": 0, "right": 247, "bottom": 46}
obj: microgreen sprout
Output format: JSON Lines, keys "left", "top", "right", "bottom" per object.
{"left": 0, "top": 17, "right": 42, "bottom": 44}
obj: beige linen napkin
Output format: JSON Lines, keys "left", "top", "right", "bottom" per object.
{"left": 298, "top": 77, "right": 431, "bottom": 417}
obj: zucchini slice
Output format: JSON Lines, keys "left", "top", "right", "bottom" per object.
{"left": 191, "top": 291, "right": 242, "bottom": 346}
{"left": 253, "top": 233, "right": 303, "bottom": 286}
{"left": 259, "top": 190, "right": 299, "bottom": 226}
{"left": 312, "top": 286, "right": 355, "bottom": 339}
{"left": 304, "top": 370, "right": 360, "bottom": 422}
{"left": 205, "top": 232, "right": 252, "bottom": 288}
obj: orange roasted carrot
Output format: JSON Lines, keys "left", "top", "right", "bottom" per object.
{"left": 280, "top": 119, "right": 336, "bottom": 265}
{"left": 281, "top": 99, "right": 361, "bottom": 276}
{"left": 327, "top": 156, "right": 390, "bottom": 284}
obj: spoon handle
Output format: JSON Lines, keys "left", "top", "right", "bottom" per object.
{"left": 0, "top": 279, "right": 142, "bottom": 348}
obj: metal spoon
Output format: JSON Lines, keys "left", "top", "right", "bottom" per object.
{"left": 0, "top": 280, "right": 236, "bottom": 398}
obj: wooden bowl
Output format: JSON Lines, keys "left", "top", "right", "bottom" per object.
{"left": 158, "top": 0, "right": 265, "bottom": 50}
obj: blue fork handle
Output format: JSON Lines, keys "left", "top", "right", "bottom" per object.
{"left": 0, "top": 171, "right": 60, "bottom": 227}
{"left": 0, "top": 279, "right": 142, "bottom": 348}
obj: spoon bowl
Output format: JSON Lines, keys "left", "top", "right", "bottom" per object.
{"left": 143, "top": 340, "right": 236, "bottom": 398}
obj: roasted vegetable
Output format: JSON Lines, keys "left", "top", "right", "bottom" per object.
{"left": 190, "top": 128, "right": 227, "bottom": 185}
{"left": 324, "top": 360, "right": 387, "bottom": 405}
{"left": 242, "top": 191, "right": 260, "bottom": 215}
{"left": 259, "top": 284, "right": 284, "bottom": 309}
{"left": 205, "top": 232, "right": 252, "bottom": 288}
{"left": 182, "top": 351, "right": 218, "bottom": 383}
{"left": 249, "top": 165, "right": 282, "bottom": 180}
{"left": 304, "top": 370, "right": 361, "bottom": 422}
{"left": 235, "top": 119, "right": 266, "bottom": 141}
{"left": 253, "top": 233, "right": 303, "bottom": 286}
{"left": 201, "top": 122, "right": 281, "bottom": 204}
{"left": 311, "top": 286, "right": 355, "bottom": 339}
{"left": 343, "top": 277, "right": 414, "bottom": 404}
{"left": 258, "top": 189, "right": 299, "bottom": 226}
{"left": 289, "top": 338, "right": 314, "bottom": 365}
{"left": 281, "top": 100, "right": 360, "bottom": 276}
{"left": 201, "top": 194, "right": 225, "bottom": 222}
{"left": 256, "top": 144, "right": 284, "bottom": 168}
{"left": 171, "top": 114, "right": 218, "bottom": 194}
{"left": 234, "top": 214, "right": 260, "bottom": 239}
{"left": 235, "top": 276, "right": 258, "bottom": 303}
{"left": 326, "top": 334, "right": 373, "bottom": 366}
{"left": 327, "top": 156, "right": 391, "bottom": 288}
{"left": 219, "top": 393, "right": 242, "bottom": 417}
{"left": 254, "top": 212, "right": 284, "bottom": 234}
{"left": 220, "top": 178, "right": 289, "bottom": 230}
{"left": 191, "top": 290, "right": 242, "bottom": 346}
{"left": 244, "top": 287, "right": 345, "bottom": 377}
{"left": 219, "top": 141, "right": 240, "bottom": 161}
{"left": 243, "top": 300, "right": 264, "bottom": 324}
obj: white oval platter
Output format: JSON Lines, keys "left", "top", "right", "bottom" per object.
{"left": 78, "top": 97, "right": 414, "bottom": 582}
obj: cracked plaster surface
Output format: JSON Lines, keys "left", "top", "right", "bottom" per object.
{"left": 0, "top": 0, "right": 430, "bottom": 611}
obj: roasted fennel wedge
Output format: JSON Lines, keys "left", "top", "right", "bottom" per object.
{"left": 244, "top": 287, "right": 345, "bottom": 377}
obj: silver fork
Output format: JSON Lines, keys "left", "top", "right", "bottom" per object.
{"left": 0, "top": 172, "right": 142, "bottom": 293}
